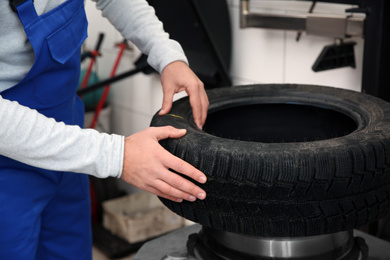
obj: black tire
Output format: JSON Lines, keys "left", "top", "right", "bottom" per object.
{"left": 150, "top": 84, "right": 390, "bottom": 237}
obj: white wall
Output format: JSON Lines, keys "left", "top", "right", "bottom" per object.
{"left": 227, "top": 0, "right": 364, "bottom": 89}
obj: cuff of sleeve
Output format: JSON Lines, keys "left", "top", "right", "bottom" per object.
{"left": 113, "top": 135, "right": 125, "bottom": 178}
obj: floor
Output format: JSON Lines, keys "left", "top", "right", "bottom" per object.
{"left": 92, "top": 247, "right": 135, "bottom": 260}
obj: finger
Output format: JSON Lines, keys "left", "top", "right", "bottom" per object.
{"left": 187, "top": 87, "right": 203, "bottom": 129}
{"left": 156, "top": 169, "right": 206, "bottom": 201}
{"left": 199, "top": 85, "right": 209, "bottom": 128}
{"left": 154, "top": 179, "right": 202, "bottom": 202}
{"left": 159, "top": 86, "right": 175, "bottom": 116}
{"left": 165, "top": 154, "right": 207, "bottom": 185}
{"left": 145, "top": 185, "right": 184, "bottom": 203}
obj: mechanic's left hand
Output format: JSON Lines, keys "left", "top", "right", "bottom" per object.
{"left": 121, "top": 126, "right": 207, "bottom": 203}
{"left": 159, "top": 61, "right": 209, "bottom": 129}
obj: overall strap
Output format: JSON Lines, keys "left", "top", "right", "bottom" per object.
{"left": 10, "top": 0, "right": 37, "bottom": 25}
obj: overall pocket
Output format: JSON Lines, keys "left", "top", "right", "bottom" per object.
{"left": 34, "top": 4, "right": 88, "bottom": 106}
{"left": 47, "top": 5, "right": 88, "bottom": 65}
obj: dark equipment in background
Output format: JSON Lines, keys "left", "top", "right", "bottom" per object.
{"left": 146, "top": 0, "right": 232, "bottom": 89}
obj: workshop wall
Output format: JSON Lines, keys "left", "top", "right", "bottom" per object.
{"left": 227, "top": 0, "right": 364, "bottom": 89}
{"left": 83, "top": 0, "right": 364, "bottom": 153}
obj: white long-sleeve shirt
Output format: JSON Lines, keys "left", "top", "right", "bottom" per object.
{"left": 0, "top": 0, "right": 188, "bottom": 178}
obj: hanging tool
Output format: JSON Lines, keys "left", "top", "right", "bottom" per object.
{"left": 312, "top": 40, "right": 356, "bottom": 72}
{"left": 89, "top": 40, "right": 131, "bottom": 129}
{"left": 77, "top": 54, "right": 154, "bottom": 96}
{"left": 80, "top": 33, "right": 105, "bottom": 96}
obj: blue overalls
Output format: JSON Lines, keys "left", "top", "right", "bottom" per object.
{"left": 0, "top": 0, "right": 92, "bottom": 259}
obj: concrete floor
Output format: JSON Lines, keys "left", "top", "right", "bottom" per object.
{"left": 92, "top": 247, "right": 135, "bottom": 260}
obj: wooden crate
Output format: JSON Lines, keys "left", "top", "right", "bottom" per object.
{"left": 102, "top": 192, "right": 185, "bottom": 243}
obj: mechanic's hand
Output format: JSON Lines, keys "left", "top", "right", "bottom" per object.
{"left": 159, "top": 61, "right": 209, "bottom": 130}
{"left": 121, "top": 126, "right": 207, "bottom": 202}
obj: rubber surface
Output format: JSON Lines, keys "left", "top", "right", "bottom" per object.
{"left": 151, "top": 84, "right": 390, "bottom": 237}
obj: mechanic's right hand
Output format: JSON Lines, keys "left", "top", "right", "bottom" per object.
{"left": 159, "top": 61, "right": 209, "bottom": 130}
{"left": 121, "top": 126, "right": 207, "bottom": 203}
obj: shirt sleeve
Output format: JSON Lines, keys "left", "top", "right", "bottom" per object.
{"left": 92, "top": 0, "right": 188, "bottom": 73}
{"left": 0, "top": 95, "right": 124, "bottom": 178}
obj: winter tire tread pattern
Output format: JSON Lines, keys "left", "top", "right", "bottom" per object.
{"left": 151, "top": 84, "right": 390, "bottom": 237}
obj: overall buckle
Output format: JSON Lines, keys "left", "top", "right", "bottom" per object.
{"left": 9, "top": 0, "right": 33, "bottom": 12}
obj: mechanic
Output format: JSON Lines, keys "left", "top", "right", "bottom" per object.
{"left": 0, "top": 0, "right": 208, "bottom": 259}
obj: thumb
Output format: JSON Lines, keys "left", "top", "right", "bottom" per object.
{"left": 159, "top": 89, "right": 174, "bottom": 116}
{"left": 154, "top": 126, "right": 187, "bottom": 141}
